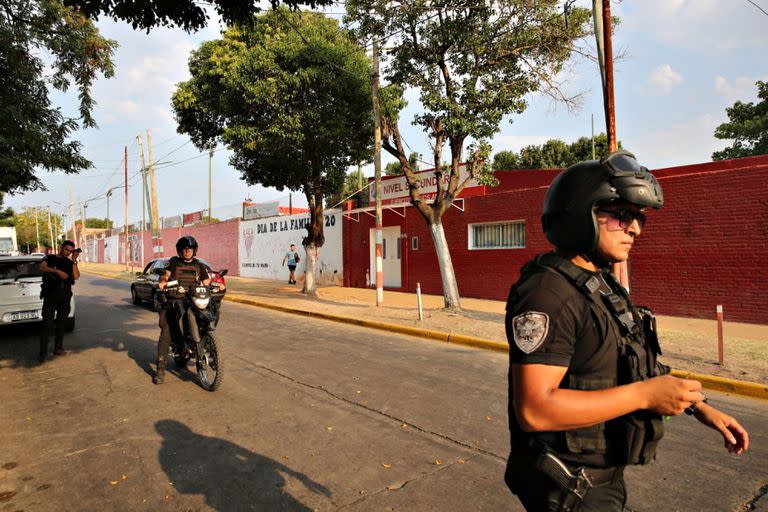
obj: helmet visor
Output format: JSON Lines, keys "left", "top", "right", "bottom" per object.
{"left": 601, "top": 151, "right": 646, "bottom": 177}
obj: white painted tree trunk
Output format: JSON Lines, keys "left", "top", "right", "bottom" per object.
{"left": 302, "top": 243, "right": 320, "bottom": 296}
{"left": 429, "top": 222, "right": 461, "bottom": 310}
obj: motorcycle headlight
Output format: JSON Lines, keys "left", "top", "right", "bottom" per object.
{"left": 192, "top": 297, "right": 210, "bottom": 309}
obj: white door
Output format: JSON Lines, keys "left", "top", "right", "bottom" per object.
{"left": 369, "top": 226, "right": 402, "bottom": 288}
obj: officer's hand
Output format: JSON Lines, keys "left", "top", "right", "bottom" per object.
{"left": 57, "top": 270, "right": 68, "bottom": 280}
{"left": 693, "top": 403, "right": 749, "bottom": 455}
{"left": 642, "top": 375, "right": 705, "bottom": 416}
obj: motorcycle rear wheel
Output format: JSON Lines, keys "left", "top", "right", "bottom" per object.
{"left": 196, "top": 333, "right": 223, "bottom": 391}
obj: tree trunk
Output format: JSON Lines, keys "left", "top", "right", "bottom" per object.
{"left": 429, "top": 221, "right": 461, "bottom": 310}
{"left": 302, "top": 242, "right": 320, "bottom": 296}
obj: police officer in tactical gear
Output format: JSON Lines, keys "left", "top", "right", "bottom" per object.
{"left": 153, "top": 235, "right": 211, "bottom": 384}
{"left": 505, "top": 151, "right": 749, "bottom": 511}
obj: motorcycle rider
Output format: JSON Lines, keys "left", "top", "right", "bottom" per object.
{"left": 154, "top": 236, "right": 214, "bottom": 384}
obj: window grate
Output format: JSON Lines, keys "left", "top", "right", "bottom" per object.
{"left": 469, "top": 221, "right": 525, "bottom": 250}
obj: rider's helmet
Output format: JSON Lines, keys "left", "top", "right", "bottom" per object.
{"left": 541, "top": 150, "right": 663, "bottom": 254}
{"left": 175, "top": 235, "right": 198, "bottom": 258}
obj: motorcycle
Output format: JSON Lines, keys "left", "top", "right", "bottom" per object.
{"left": 154, "top": 268, "right": 228, "bottom": 391}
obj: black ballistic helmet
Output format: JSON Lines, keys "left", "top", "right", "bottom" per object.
{"left": 542, "top": 150, "right": 663, "bottom": 254}
{"left": 176, "top": 235, "right": 198, "bottom": 257}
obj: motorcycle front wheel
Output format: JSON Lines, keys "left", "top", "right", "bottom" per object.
{"left": 196, "top": 332, "right": 223, "bottom": 391}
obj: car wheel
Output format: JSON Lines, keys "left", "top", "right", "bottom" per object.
{"left": 131, "top": 286, "right": 142, "bottom": 305}
{"left": 64, "top": 316, "right": 75, "bottom": 332}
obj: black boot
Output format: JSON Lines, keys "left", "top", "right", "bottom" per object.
{"left": 153, "top": 356, "right": 166, "bottom": 384}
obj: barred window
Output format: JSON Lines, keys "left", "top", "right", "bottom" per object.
{"left": 469, "top": 220, "right": 525, "bottom": 250}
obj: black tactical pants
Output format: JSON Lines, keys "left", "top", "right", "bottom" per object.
{"left": 157, "top": 301, "right": 185, "bottom": 368}
{"left": 39, "top": 288, "right": 72, "bottom": 357}
{"left": 506, "top": 460, "right": 627, "bottom": 512}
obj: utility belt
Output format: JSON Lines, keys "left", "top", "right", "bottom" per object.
{"left": 534, "top": 445, "right": 623, "bottom": 512}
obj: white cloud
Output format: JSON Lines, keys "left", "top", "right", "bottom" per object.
{"left": 646, "top": 64, "right": 683, "bottom": 95}
{"left": 714, "top": 75, "right": 765, "bottom": 102}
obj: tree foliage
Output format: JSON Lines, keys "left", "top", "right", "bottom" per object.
{"left": 0, "top": 0, "right": 117, "bottom": 194}
{"left": 346, "top": 0, "right": 592, "bottom": 308}
{"left": 712, "top": 81, "right": 768, "bottom": 161}
{"left": 172, "top": 9, "right": 372, "bottom": 292}
{"left": 384, "top": 151, "right": 419, "bottom": 176}
{"left": 0, "top": 194, "right": 15, "bottom": 226}
{"left": 65, "top": 0, "right": 334, "bottom": 32}
{"left": 11, "top": 207, "right": 62, "bottom": 250}
{"left": 492, "top": 133, "right": 619, "bottom": 170}
{"left": 325, "top": 168, "right": 369, "bottom": 208}
{"left": 82, "top": 217, "right": 113, "bottom": 229}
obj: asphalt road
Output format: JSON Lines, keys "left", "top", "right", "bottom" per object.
{"left": 0, "top": 274, "right": 766, "bottom": 511}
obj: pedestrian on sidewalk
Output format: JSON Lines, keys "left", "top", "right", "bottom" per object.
{"left": 504, "top": 151, "right": 749, "bottom": 511}
{"left": 282, "top": 243, "right": 300, "bottom": 284}
{"left": 38, "top": 240, "right": 80, "bottom": 362}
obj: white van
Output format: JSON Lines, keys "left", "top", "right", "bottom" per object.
{"left": 0, "top": 255, "right": 76, "bottom": 330}
{"left": 0, "top": 227, "right": 19, "bottom": 256}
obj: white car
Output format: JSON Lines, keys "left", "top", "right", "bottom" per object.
{"left": 0, "top": 255, "right": 75, "bottom": 330}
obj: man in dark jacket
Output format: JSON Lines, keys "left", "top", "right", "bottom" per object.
{"left": 38, "top": 240, "right": 80, "bottom": 362}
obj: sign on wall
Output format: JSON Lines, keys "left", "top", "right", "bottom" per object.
{"left": 183, "top": 211, "right": 204, "bottom": 226}
{"left": 239, "top": 210, "right": 343, "bottom": 284}
{"left": 368, "top": 165, "right": 481, "bottom": 205}
{"left": 243, "top": 201, "right": 280, "bottom": 220}
{"left": 163, "top": 215, "right": 182, "bottom": 228}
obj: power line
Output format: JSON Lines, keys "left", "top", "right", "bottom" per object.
{"left": 745, "top": 0, "right": 768, "bottom": 16}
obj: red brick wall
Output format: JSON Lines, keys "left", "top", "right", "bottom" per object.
{"left": 160, "top": 219, "right": 241, "bottom": 276}
{"left": 343, "top": 157, "right": 768, "bottom": 323}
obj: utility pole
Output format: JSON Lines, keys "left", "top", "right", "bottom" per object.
{"left": 124, "top": 146, "right": 129, "bottom": 272}
{"left": 136, "top": 134, "right": 152, "bottom": 231}
{"left": 372, "top": 38, "right": 384, "bottom": 306}
{"left": 288, "top": 193, "right": 293, "bottom": 215}
{"left": 80, "top": 197, "right": 87, "bottom": 263}
{"left": 146, "top": 129, "right": 160, "bottom": 234}
{"left": 47, "top": 207, "right": 53, "bottom": 252}
{"left": 594, "top": 0, "right": 627, "bottom": 289}
{"left": 34, "top": 208, "right": 40, "bottom": 252}
{"left": 69, "top": 184, "right": 77, "bottom": 249}
{"left": 208, "top": 145, "right": 215, "bottom": 222}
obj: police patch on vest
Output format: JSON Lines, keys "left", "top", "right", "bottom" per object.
{"left": 512, "top": 312, "right": 549, "bottom": 354}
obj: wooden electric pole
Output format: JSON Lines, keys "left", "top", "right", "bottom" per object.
{"left": 146, "top": 129, "right": 160, "bottom": 234}
{"left": 372, "top": 38, "right": 384, "bottom": 306}
{"left": 124, "top": 146, "right": 129, "bottom": 272}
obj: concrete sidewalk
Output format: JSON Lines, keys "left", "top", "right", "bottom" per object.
{"left": 80, "top": 262, "right": 768, "bottom": 395}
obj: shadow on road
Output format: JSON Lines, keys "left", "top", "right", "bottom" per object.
{"left": 156, "top": 419, "right": 331, "bottom": 511}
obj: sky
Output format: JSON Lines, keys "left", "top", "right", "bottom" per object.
{"left": 6, "top": 0, "right": 768, "bottom": 227}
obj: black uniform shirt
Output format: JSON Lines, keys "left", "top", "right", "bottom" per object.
{"left": 41, "top": 254, "right": 75, "bottom": 289}
{"left": 505, "top": 255, "right": 622, "bottom": 466}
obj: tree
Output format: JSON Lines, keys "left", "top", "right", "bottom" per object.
{"left": 492, "top": 150, "right": 520, "bottom": 171}
{"left": 0, "top": 0, "right": 117, "bottom": 194}
{"left": 0, "top": 194, "right": 15, "bottom": 226}
{"left": 384, "top": 151, "right": 419, "bottom": 176}
{"left": 347, "top": 0, "right": 591, "bottom": 309}
{"left": 494, "top": 133, "right": 619, "bottom": 170}
{"left": 173, "top": 9, "right": 372, "bottom": 294}
{"left": 65, "top": 0, "right": 333, "bottom": 32}
{"left": 82, "top": 217, "right": 113, "bottom": 229}
{"left": 712, "top": 81, "right": 768, "bottom": 161}
{"left": 326, "top": 168, "right": 369, "bottom": 209}
{"left": 12, "top": 207, "right": 61, "bottom": 251}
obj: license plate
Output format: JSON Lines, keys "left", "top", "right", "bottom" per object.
{"left": 10, "top": 310, "right": 40, "bottom": 321}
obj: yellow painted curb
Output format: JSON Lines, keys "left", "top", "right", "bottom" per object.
{"left": 671, "top": 369, "right": 768, "bottom": 401}
{"left": 82, "top": 270, "right": 767, "bottom": 400}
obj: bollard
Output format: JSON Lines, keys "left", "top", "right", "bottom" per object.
{"left": 716, "top": 305, "right": 724, "bottom": 365}
{"left": 417, "top": 282, "right": 423, "bottom": 321}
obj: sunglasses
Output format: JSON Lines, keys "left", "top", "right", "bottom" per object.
{"left": 597, "top": 208, "right": 647, "bottom": 230}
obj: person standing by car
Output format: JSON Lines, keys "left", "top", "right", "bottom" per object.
{"left": 153, "top": 236, "right": 211, "bottom": 385}
{"left": 504, "top": 152, "right": 749, "bottom": 511}
{"left": 282, "top": 243, "right": 300, "bottom": 284}
{"left": 38, "top": 240, "right": 80, "bottom": 362}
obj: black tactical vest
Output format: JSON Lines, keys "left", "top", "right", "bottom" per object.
{"left": 521, "top": 253, "right": 669, "bottom": 466}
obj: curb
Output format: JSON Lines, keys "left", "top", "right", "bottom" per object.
{"left": 83, "top": 269, "right": 767, "bottom": 400}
